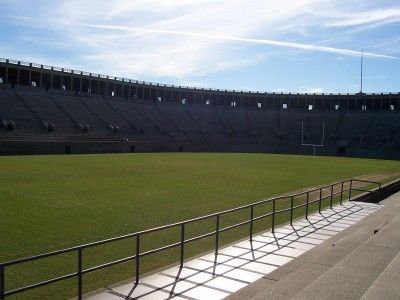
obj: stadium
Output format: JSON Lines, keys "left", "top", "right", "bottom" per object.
{"left": 1, "top": 59, "right": 400, "bottom": 158}
{"left": 1, "top": 1, "right": 400, "bottom": 300}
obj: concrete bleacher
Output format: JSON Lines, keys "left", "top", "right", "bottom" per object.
{"left": 157, "top": 103, "right": 199, "bottom": 136}
{"left": 336, "top": 113, "right": 374, "bottom": 146}
{"left": 0, "top": 87, "right": 37, "bottom": 122}
{"left": 16, "top": 88, "right": 75, "bottom": 131}
{"left": 107, "top": 99, "right": 157, "bottom": 136}
{"left": 52, "top": 94, "right": 105, "bottom": 130}
{"left": 245, "top": 110, "right": 277, "bottom": 145}
{"left": 134, "top": 102, "right": 180, "bottom": 137}
{"left": 368, "top": 113, "right": 400, "bottom": 150}
{"left": 216, "top": 108, "right": 249, "bottom": 143}
{"left": 185, "top": 104, "right": 235, "bottom": 143}
{"left": 1, "top": 84, "right": 400, "bottom": 157}
{"left": 227, "top": 191, "right": 400, "bottom": 300}
{"left": 81, "top": 97, "right": 133, "bottom": 134}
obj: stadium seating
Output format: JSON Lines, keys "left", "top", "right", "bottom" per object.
{"left": 0, "top": 82, "right": 399, "bottom": 158}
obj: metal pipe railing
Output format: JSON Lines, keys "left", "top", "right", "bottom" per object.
{"left": 0, "top": 178, "right": 381, "bottom": 299}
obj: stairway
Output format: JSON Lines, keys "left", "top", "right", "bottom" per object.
{"left": 361, "top": 251, "right": 400, "bottom": 299}
{"left": 12, "top": 90, "right": 42, "bottom": 122}
{"left": 103, "top": 98, "right": 139, "bottom": 132}
{"left": 155, "top": 103, "right": 181, "bottom": 133}
{"left": 227, "top": 192, "right": 400, "bottom": 300}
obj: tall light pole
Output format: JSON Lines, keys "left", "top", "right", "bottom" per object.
{"left": 360, "top": 49, "right": 364, "bottom": 94}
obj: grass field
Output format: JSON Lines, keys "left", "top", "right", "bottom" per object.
{"left": 0, "top": 153, "right": 399, "bottom": 299}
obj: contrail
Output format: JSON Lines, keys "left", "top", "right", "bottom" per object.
{"left": 85, "top": 24, "right": 399, "bottom": 60}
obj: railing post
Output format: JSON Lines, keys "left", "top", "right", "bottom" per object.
{"left": 318, "top": 188, "right": 322, "bottom": 213}
{"left": 348, "top": 179, "right": 353, "bottom": 201}
{"left": 272, "top": 199, "right": 276, "bottom": 233}
{"left": 290, "top": 196, "right": 294, "bottom": 226}
{"left": 135, "top": 234, "right": 140, "bottom": 284}
{"left": 330, "top": 184, "right": 334, "bottom": 209}
{"left": 249, "top": 205, "right": 254, "bottom": 242}
{"left": 180, "top": 224, "right": 185, "bottom": 268}
{"left": 305, "top": 192, "right": 309, "bottom": 219}
{"left": 215, "top": 214, "right": 220, "bottom": 262}
{"left": 77, "top": 248, "right": 83, "bottom": 300}
{"left": 0, "top": 265, "right": 5, "bottom": 300}
{"left": 340, "top": 181, "right": 344, "bottom": 205}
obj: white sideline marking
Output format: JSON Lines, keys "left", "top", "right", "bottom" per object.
{"left": 88, "top": 201, "right": 380, "bottom": 300}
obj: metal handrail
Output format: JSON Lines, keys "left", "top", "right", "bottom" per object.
{"left": 0, "top": 178, "right": 381, "bottom": 299}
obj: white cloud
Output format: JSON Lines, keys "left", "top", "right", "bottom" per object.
{"left": 28, "top": 0, "right": 315, "bottom": 78}
{"left": 327, "top": 8, "right": 400, "bottom": 27}
{"left": 1, "top": 0, "right": 400, "bottom": 82}
{"left": 85, "top": 24, "right": 399, "bottom": 60}
{"left": 298, "top": 87, "right": 324, "bottom": 93}
{"left": 365, "top": 75, "right": 389, "bottom": 79}
{"left": 175, "top": 81, "right": 205, "bottom": 88}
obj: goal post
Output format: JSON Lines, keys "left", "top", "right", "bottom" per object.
{"left": 301, "top": 121, "right": 325, "bottom": 157}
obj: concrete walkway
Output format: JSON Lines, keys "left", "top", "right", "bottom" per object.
{"left": 89, "top": 201, "right": 380, "bottom": 300}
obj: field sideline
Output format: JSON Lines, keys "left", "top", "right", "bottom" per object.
{"left": 1, "top": 152, "right": 399, "bottom": 299}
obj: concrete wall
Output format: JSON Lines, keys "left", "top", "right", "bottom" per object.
{"left": 2, "top": 140, "right": 400, "bottom": 160}
{"left": 353, "top": 179, "right": 400, "bottom": 203}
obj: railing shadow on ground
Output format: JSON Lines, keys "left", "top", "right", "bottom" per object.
{"left": 0, "top": 178, "right": 382, "bottom": 300}
{"left": 107, "top": 202, "right": 371, "bottom": 299}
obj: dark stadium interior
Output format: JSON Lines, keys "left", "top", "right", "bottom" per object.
{"left": 0, "top": 58, "right": 399, "bottom": 158}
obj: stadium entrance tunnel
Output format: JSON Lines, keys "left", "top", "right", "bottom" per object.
{"left": 64, "top": 145, "right": 71, "bottom": 154}
{"left": 337, "top": 146, "right": 346, "bottom": 156}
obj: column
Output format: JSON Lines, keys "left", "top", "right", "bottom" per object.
{"left": 134, "top": 83, "right": 138, "bottom": 100}
{"left": 40, "top": 70, "right": 43, "bottom": 88}
{"left": 89, "top": 76, "right": 92, "bottom": 93}
{"left": 149, "top": 85, "right": 152, "bottom": 101}
{"left": 17, "top": 68, "right": 20, "bottom": 85}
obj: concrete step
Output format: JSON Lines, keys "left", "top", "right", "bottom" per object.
{"left": 253, "top": 212, "right": 396, "bottom": 299}
{"left": 290, "top": 212, "right": 400, "bottom": 300}
{"left": 225, "top": 206, "right": 375, "bottom": 299}
{"left": 226, "top": 193, "right": 400, "bottom": 300}
{"left": 291, "top": 243, "right": 398, "bottom": 300}
{"left": 361, "top": 251, "right": 400, "bottom": 300}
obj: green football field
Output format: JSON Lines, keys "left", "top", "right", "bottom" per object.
{"left": 0, "top": 153, "right": 399, "bottom": 299}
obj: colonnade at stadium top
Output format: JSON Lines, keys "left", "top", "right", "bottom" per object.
{"left": 1, "top": 58, "right": 399, "bottom": 112}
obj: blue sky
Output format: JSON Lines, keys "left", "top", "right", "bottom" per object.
{"left": 0, "top": 0, "right": 399, "bottom": 93}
